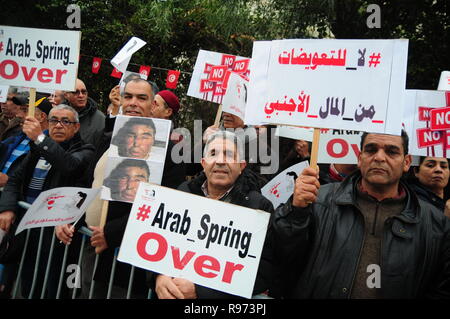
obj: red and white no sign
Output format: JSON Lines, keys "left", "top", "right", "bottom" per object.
{"left": 429, "top": 107, "right": 450, "bottom": 131}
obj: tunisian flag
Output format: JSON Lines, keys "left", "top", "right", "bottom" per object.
{"left": 166, "top": 70, "right": 180, "bottom": 89}
{"left": 110, "top": 67, "right": 123, "bottom": 79}
{"left": 139, "top": 65, "right": 151, "bottom": 79}
{"left": 92, "top": 57, "right": 102, "bottom": 74}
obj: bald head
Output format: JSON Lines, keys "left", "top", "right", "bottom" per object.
{"left": 65, "top": 79, "right": 88, "bottom": 109}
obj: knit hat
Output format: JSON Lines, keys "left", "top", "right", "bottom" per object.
{"left": 157, "top": 90, "right": 180, "bottom": 114}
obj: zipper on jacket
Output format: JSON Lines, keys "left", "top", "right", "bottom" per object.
{"left": 372, "top": 202, "right": 380, "bottom": 235}
{"left": 347, "top": 205, "right": 367, "bottom": 299}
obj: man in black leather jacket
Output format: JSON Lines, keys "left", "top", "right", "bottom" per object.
{"left": 152, "top": 130, "right": 274, "bottom": 299}
{"left": 272, "top": 131, "right": 450, "bottom": 299}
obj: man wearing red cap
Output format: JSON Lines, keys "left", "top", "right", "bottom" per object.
{"left": 150, "top": 90, "right": 180, "bottom": 120}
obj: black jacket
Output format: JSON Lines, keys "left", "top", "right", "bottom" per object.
{"left": 75, "top": 97, "right": 105, "bottom": 146}
{"left": 409, "top": 179, "right": 446, "bottom": 211}
{"left": 272, "top": 171, "right": 450, "bottom": 299}
{"left": 148, "top": 169, "right": 275, "bottom": 299}
{"left": 0, "top": 132, "right": 94, "bottom": 266}
{"left": 0, "top": 132, "right": 95, "bottom": 216}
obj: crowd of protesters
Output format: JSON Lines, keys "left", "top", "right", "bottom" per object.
{"left": 0, "top": 78, "right": 449, "bottom": 300}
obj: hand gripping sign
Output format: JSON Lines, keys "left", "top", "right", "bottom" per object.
{"left": 118, "top": 183, "right": 271, "bottom": 299}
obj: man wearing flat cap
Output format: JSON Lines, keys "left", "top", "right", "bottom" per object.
{"left": 0, "top": 95, "right": 52, "bottom": 188}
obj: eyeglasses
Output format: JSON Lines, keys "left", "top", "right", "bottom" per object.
{"left": 70, "top": 89, "right": 88, "bottom": 96}
{"left": 48, "top": 119, "right": 78, "bottom": 126}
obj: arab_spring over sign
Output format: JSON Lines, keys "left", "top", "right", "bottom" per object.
{"left": 0, "top": 25, "right": 81, "bottom": 91}
{"left": 118, "top": 183, "right": 271, "bottom": 299}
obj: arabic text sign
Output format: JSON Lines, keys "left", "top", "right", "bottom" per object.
{"left": 245, "top": 39, "right": 408, "bottom": 135}
{"left": 187, "top": 49, "right": 250, "bottom": 104}
{"left": 0, "top": 26, "right": 80, "bottom": 91}
{"left": 16, "top": 187, "right": 100, "bottom": 235}
{"left": 118, "top": 183, "right": 270, "bottom": 299}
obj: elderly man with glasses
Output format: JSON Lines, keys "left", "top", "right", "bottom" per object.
{"left": 0, "top": 104, "right": 95, "bottom": 299}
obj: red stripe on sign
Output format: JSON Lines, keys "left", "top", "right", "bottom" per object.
{"left": 445, "top": 91, "right": 450, "bottom": 106}
{"left": 307, "top": 115, "right": 318, "bottom": 118}
{"left": 372, "top": 120, "right": 384, "bottom": 123}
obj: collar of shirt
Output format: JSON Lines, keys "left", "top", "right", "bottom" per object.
{"left": 358, "top": 179, "right": 406, "bottom": 200}
{"left": 201, "top": 180, "right": 234, "bottom": 200}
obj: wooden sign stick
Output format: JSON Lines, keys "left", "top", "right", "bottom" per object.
{"left": 99, "top": 200, "right": 109, "bottom": 229}
{"left": 28, "top": 88, "right": 36, "bottom": 117}
{"left": 309, "top": 128, "right": 321, "bottom": 170}
{"left": 214, "top": 104, "right": 223, "bottom": 127}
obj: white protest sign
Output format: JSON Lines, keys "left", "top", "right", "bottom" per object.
{"left": 407, "top": 90, "right": 450, "bottom": 158}
{"left": 111, "top": 37, "right": 146, "bottom": 73}
{"left": 0, "top": 84, "right": 8, "bottom": 102}
{"left": 15, "top": 187, "right": 100, "bottom": 235}
{"left": 118, "top": 183, "right": 270, "bottom": 299}
{"left": 261, "top": 161, "right": 309, "bottom": 209}
{"left": 245, "top": 41, "right": 271, "bottom": 125}
{"left": 275, "top": 126, "right": 315, "bottom": 141}
{"left": 0, "top": 26, "right": 80, "bottom": 91}
{"left": 245, "top": 39, "right": 409, "bottom": 135}
{"left": 438, "top": 71, "right": 450, "bottom": 91}
{"left": 318, "top": 130, "right": 362, "bottom": 164}
{"left": 187, "top": 49, "right": 250, "bottom": 104}
{"left": 221, "top": 72, "right": 248, "bottom": 120}
{"left": 101, "top": 116, "right": 171, "bottom": 203}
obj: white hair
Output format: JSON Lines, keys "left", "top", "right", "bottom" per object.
{"left": 50, "top": 104, "right": 79, "bottom": 122}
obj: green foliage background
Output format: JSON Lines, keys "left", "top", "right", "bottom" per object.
{"left": 2, "top": 0, "right": 448, "bottom": 130}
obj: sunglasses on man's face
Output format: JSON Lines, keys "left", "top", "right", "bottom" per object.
{"left": 70, "top": 89, "right": 88, "bottom": 96}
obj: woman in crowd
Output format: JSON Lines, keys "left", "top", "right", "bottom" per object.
{"left": 408, "top": 156, "right": 450, "bottom": 218}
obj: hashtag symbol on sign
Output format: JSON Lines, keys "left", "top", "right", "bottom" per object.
{"left": 136, "top": 204, "right": 151, "bottom": 222}
{"left": 368, "top": 53, "right": 381, "bottom": 67}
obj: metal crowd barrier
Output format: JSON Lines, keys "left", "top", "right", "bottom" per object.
{"left": 2, "top": 201, "right": 271, "bottom": 299}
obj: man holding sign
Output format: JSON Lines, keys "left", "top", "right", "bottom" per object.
{"left": 153, "top": 131, "right": 274, "bottom": 299}
{"left": 0, "top": 104, "right": 94, "bottom": 298}
{"left": 272, "top": 131, "right": 450, "bottom": 298}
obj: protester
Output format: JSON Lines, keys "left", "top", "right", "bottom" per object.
{"left": 152, "top": 130, "right": 275, "bottom": 299}
{"left": 48, "top": 90, "right": 66, "bottom": 107}
{"left": 191, "top": 112, "right": 277, "bottom": 184}
{"left": 0, "top": 96, "right": 52, "bottom": 188}
{"left": 58, "top": 78, "right": 185, "bottom": 299}
{"left": 64, "top": 79, "right": 105, "bottom": 145}
{"left": 0, "top": 104, "right": 94, "bottom": 298}
{"left": 272, "top": 131, "right": 450, "bottom": 298}
{"left": 408, "top": 156, "right": 450, "bottom": 217}
{"left": 0, "top": 89, "right": 23, "bottom": 141}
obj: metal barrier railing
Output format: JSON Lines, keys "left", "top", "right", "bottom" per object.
{"left": 1, "top": 201, "right": 272, "bottom": 299}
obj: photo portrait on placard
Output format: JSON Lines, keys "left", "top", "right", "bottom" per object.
{"left": 101, "top": 157, "right": 164, "bottom": 203}
{"left": 109, "top": 115, "right": 171, "bottom": 162}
